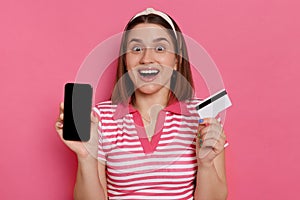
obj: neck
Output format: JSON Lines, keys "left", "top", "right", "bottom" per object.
{"left": 133, "top": 87, "right": 170, "bottom": 115}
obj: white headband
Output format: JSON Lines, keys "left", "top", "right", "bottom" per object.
{"left": 130, "top": 8, "right": 177, "bottom": 38}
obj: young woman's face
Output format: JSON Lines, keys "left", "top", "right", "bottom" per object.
{"left": 125, "top": 23, "right": 178, "bottom": 96}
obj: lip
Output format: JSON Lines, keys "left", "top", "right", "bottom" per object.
{"left": 137, "top": 67, "right": 160, "bottom": 82}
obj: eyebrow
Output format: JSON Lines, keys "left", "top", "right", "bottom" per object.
{"left": 128, "top": 38, "right": 143, "bottom": 44}
{"left": 153, "top": 37, "right": 171, "bottom": 44}
{"left": 128, "top": 37, "right": 171, "bottom": 44}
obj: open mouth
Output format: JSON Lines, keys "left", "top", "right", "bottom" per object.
{"left": 138, "top": 69, "right": 160, "bottom": 78}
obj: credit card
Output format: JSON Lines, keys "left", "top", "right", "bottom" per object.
{"left": 195, "top": 89, "right": 232, "bottom": 118}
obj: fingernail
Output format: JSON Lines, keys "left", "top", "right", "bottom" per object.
{"left": 199, "top": 139, "right": 203, "bottom": 147}
{"left": 199, "top": 119, "right": 204, "bottom": 123}
{"left": 93, "top": 111, "right": 98, "bottom": 119}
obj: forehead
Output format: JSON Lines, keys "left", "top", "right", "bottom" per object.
{"left": 126, "top": 23, "right": 173, "bottom": 43}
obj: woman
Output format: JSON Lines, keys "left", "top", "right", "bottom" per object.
{"left": 56, "top": 8, "right": 228, "bottom": 200}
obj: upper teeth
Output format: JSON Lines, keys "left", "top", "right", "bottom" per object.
{"left": 139, "top": 69, "right": 159, "bottom": 74}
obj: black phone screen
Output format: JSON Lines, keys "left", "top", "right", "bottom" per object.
{"left": 63, "top": 83, "right": 93, "bottom": 141}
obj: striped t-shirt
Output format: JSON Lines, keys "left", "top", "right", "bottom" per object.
{"left": 94, "top": 99, "right": 201, "bottom": 200}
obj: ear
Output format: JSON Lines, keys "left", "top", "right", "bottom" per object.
{"left": 173, "top": 55, "right": 179, "bottom": 71}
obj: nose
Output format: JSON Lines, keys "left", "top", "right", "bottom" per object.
{"left": 139, "top": 47, "right": 155, "bottom": 64}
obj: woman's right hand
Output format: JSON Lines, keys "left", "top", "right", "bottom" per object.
{"left": 55, "top": 102, "right": 99, "bottom": 159}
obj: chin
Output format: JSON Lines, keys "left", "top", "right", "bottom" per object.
{"left": 135, "top": 84, "right": 164, "bottom": 95}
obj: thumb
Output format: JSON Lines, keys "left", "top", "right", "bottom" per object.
{"left": 90, "top": 110, "right": 100, "bottom": 145}
{"left": 91, "top": 110, "right": 99, "bottom": 128}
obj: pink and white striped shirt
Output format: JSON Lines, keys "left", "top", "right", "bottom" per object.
{"left": 94, "top": 99, "right": 201, "bottom": 199}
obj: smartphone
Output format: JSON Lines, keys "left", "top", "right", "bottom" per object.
{"left": 63, "top": 83, "right": 93, "bottom": 141}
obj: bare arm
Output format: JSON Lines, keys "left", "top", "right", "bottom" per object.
{"left": 194, "top": 118, "right": 228, "bottom": 200}
{"left": 98, "top": 160, "right": 108, "bottom": 199}
{"left": 55, "top": 102, "right": 107, "bottom": 200}
{"left": 194, "top": 151, "right": 228, "bottom": 200}
{"left": 74, "top": 155, "right": 107, "bottom": 200}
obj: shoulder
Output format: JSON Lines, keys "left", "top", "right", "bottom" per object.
{"left": 93, "top": 100, "right": 117, "bottom": 116}
{"left": 94, "top": 100, "right": 116, "bottom": 109}
{"left": 181, "top": 98, "right": 204, "bottom": 117}
{"left": 184, "top": 97, "right": 203, "bottom": 108}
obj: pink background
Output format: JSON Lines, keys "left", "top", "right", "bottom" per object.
{"left": 1, "top": 0, "right": 299, "bottom": 199}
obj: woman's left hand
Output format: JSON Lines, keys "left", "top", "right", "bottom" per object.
{"left": 196, "top": 117, "right": 226, "bottom": 167}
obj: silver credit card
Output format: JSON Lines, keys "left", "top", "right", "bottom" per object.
{"left": 195, "top": 89, "right": 232, "bottom": 118}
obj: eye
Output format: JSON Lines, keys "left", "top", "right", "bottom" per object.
{"left": 132, "top": 46, "right": 143, "bottom": 53}
{"left": 155, "top": 45, "right": 166, "bottom": 52}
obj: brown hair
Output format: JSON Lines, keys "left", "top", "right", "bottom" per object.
{"left": 111, "top": 13, "right": 194, "bottom": 104}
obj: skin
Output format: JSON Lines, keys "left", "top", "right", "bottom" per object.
{"left": 55, "top": 23, "right": 228, "bottom": 200}
{"left": 125, "top": 23, "right": 178, "bottom": 136}
{"left": 195, "top": 118, "right": 228, "bottom": 200}
{"left": 55, "top": 102, "right": 107, "bottom": 199}
{"left": 125, "top": 24, "right": 178, "bottom": 97}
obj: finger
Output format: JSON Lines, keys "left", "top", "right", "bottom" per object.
{"left": 60, "top": 102, "right": 64, "bottom": 112}
{"left": 203, "top": 137, "right": 226, "bottom": 150}
{"left": 213, "top": 139, "right": 227, "bottom": 155}
{"left": 198, "top": 146, "right": 214, "bottom": 159}
{"left": 87, "top": 110, "right": 100, "bottom": 156}
{"left": 55, "top": 121, "right": 63, "bottom": 129}
{"left": 203, "top": 130, "right": 224, "bottom": 142}
{"left": 220, "top": 130, "right": 226, "bottom": 140}
{"left": 55, "top": 121, "right": 64, "bottom": 139}
{"left": 198, "top": 124, "right": 222, "bottom": 138}
{"left": 90, "top": 110, "right": 100, "bottom": 137}
{"left": 205, "top": 132, "right": 226, "bottom": 148}
{"left": 197, "top": 124, "right": 206, "bottom": 137}
{"left": 59, "top": 113, "right": 64, "bottom": 121}
{"left": 197, "top": 132, "right": 226, "bottom": 159}
{"left": 196, "top": 132, "right": 216, "bottom": 149}
{"left": 197, "top": 119, "right": 209, "bottom": 138}
{"left": 58, "top": 102, "right": 64, "bottom": 121}
{"left": 202, "top": 126, "right": 225, "bottom": 143}
{"left": 198, "top": 119, "right": 209, "bottom": 128}
{"left": 202, "top": 137, "right": 218, "bottom": 148}
{"left": 199, "top": 117, "right": 220, "bottom": 126}
{"left": 200, "top": 124, "right": 221, "bottom": 133}
{"left": 91, "top": 110, "right": 99, "bottom": 124}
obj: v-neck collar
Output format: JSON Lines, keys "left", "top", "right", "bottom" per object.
{"left": 112, "top": 100, "right": 193, "bottom": 154}
{"left": 132, "top": 110, "right": 165, "bottom": 154}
